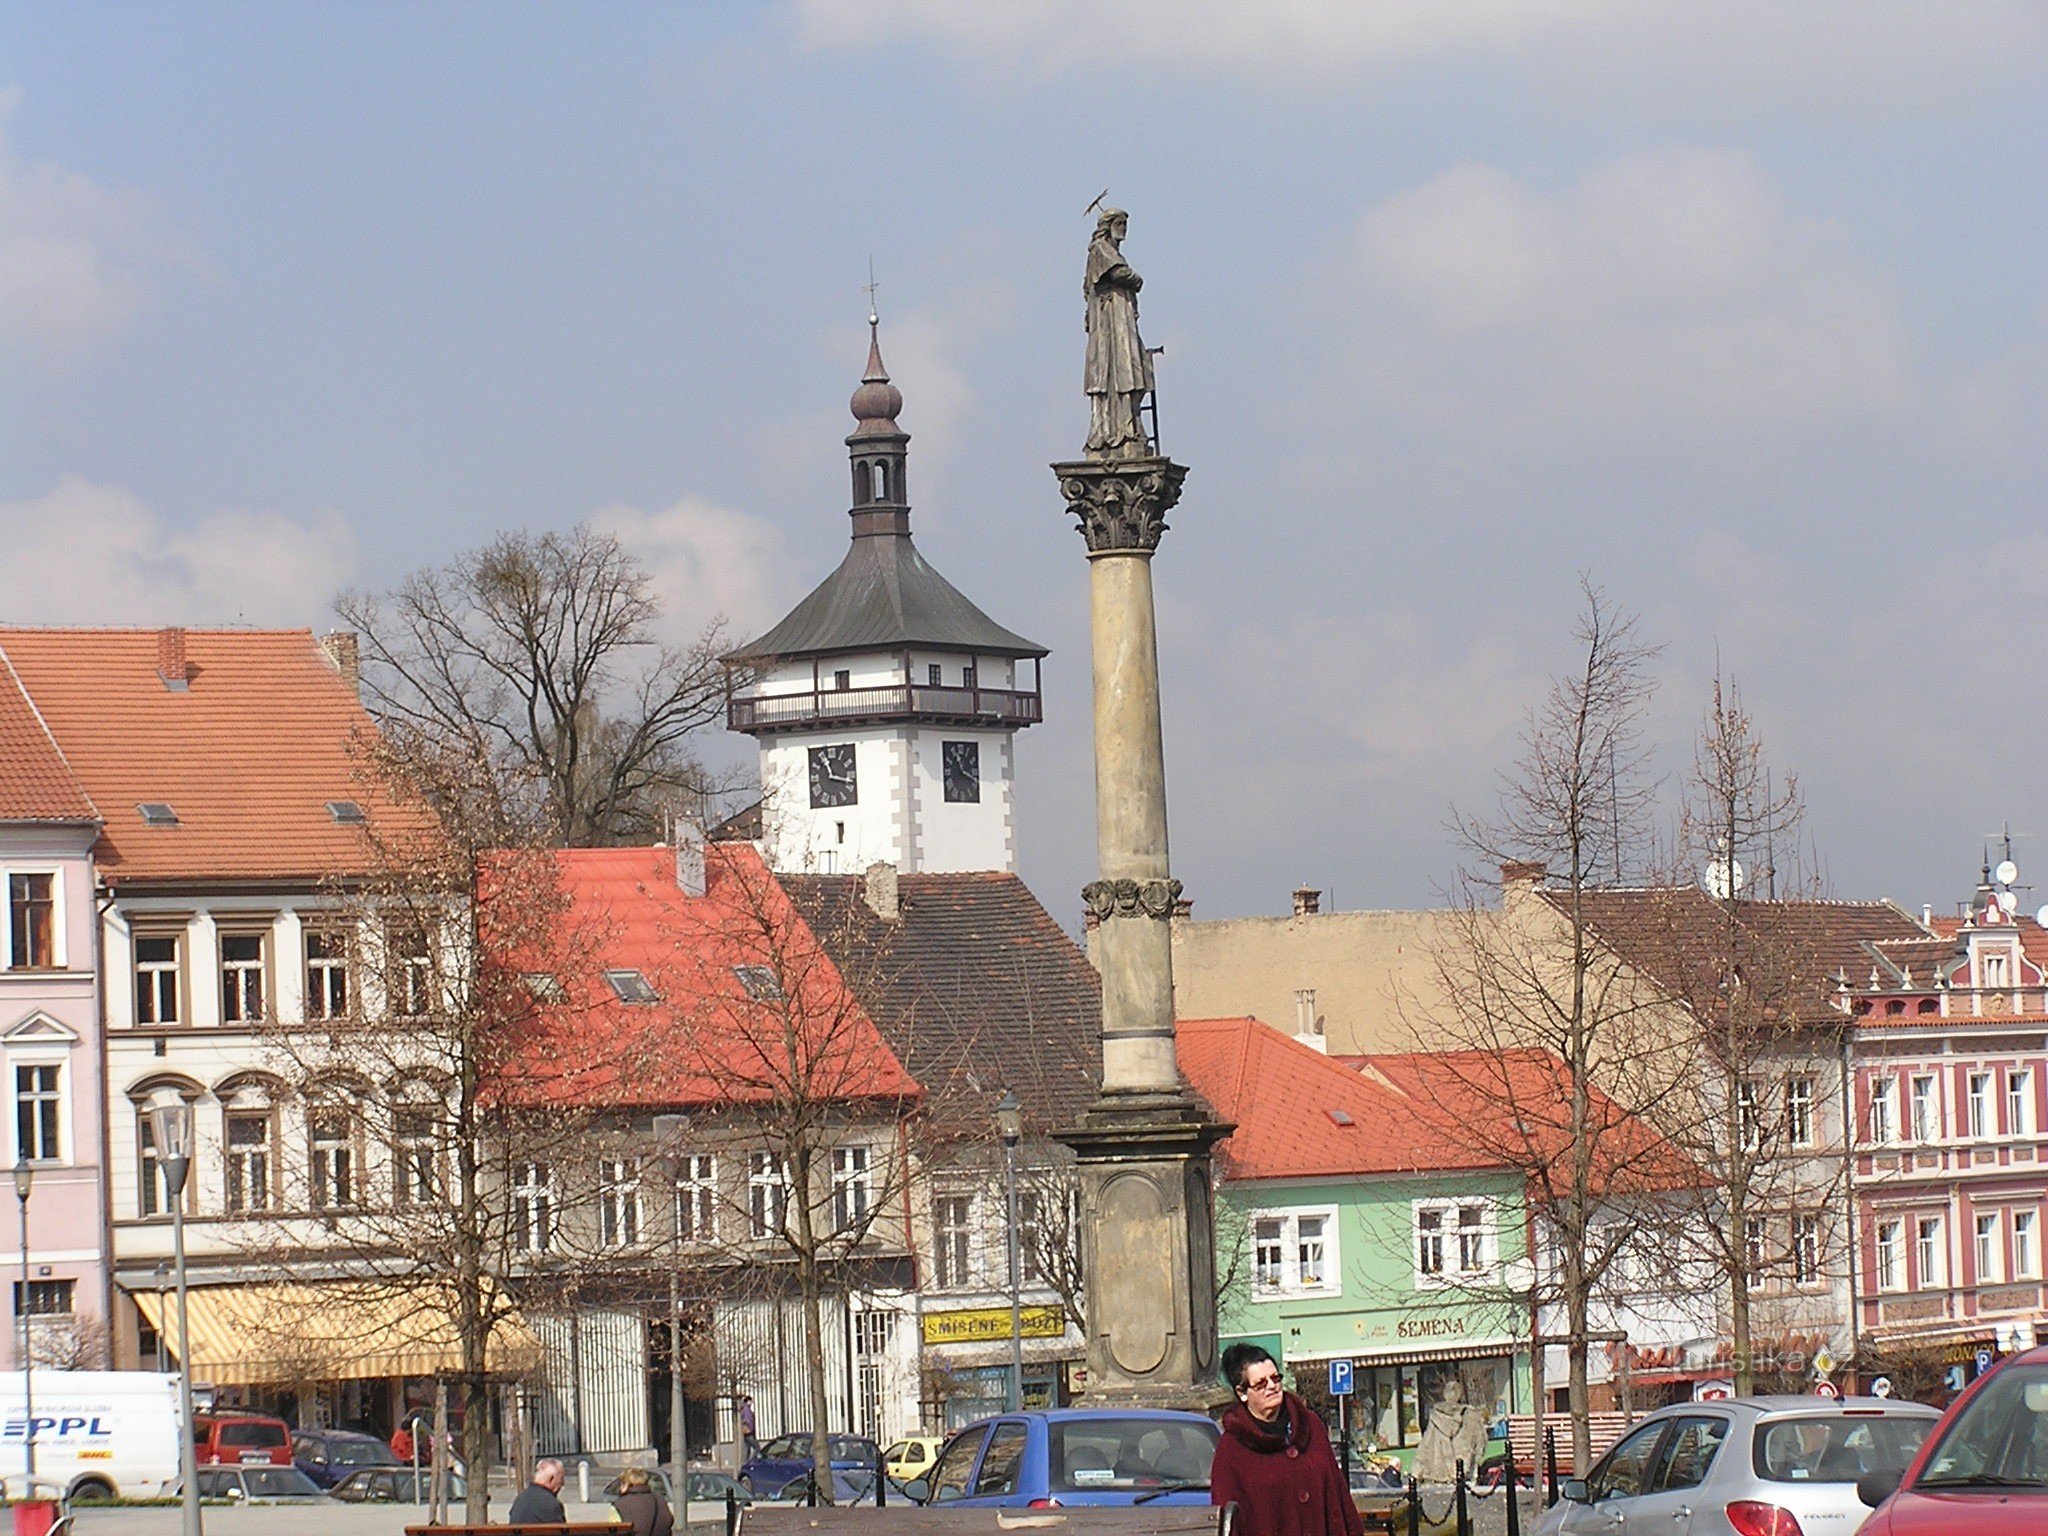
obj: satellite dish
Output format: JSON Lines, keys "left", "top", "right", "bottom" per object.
{"left": 1703, "top": 857, "right": 1746, "bottom": 899}
{"left": 1996, "top": 859, "right": 2020, "bottom": 887}
{"left": 2036, "top": 904, "right": 2048, "bottom": 928}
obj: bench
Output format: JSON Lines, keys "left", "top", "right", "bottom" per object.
{"left": 1505, "top": 1413, "right": 1634, "bottom": 1476}
{"left": 404, "top": 1525, "right": 627, "bottom": 1535}
{"left": 739, "top": 1506, "right": 1232, "bottom": 1536}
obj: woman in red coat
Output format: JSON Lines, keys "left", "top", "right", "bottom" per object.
{"left": 1211, "top": 1343, "right": 1363, "bottom": 1536}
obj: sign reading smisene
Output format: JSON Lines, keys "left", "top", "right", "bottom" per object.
{"left": 922, "top": 1306, "right": 1067, "bottom": 1346}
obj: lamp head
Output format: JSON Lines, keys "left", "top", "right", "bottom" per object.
{"left": 994, "top": 1090, "right": 1022, "bottom": 1145}
{"left": 149, "top": 1100, "right": 195, "bottom": 1160}
{"left": 10, "top": 1163, "right": 29, "bottom": 1202}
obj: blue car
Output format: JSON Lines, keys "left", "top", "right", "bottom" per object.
{"left": 739, "top": 1433, "right": 881, "bottom": 1499}
{"left": 909, "top": 1410, "right": 1220, "bottom": 1508}
{"left": 291, "top": 1429, "right": 401, "bottom": 1489}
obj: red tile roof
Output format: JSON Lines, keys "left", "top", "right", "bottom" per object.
{"left": 0, "top": 628, "right": 423, "bottom": 883}
{"left": 0, "top": 655, "right": 95, "bottom": 823}
{"left": 500, "top": 843, "right": 920, "bottom": 1110}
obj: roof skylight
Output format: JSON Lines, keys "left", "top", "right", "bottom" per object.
{"left": 326, "top": 800, "right": 366, "bottom": 824}
{"left": 733, "top": 965, "right": 784, "bottom": 1001}
{"left": 606, "top": 969, "right": 658, "bottom": 1004}
{"left": 136, "top": 802, "right": 179, "bottom": 827}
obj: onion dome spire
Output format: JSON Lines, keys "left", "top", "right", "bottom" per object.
{"left": 846, "top": 312, "right": 910, "bottom": 536}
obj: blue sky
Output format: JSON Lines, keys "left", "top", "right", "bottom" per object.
{"left": 5, "top": 1, "right": 2047, "bottom": 922}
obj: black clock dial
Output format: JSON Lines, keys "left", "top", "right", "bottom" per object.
{"left": 942, "top": 740, "right": 980, "bottom": 804}
{"left": 808, "top": 744, "right": 857, "bottom": 808}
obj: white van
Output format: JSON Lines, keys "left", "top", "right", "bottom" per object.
{"left": 0, "top": 1371, "right": 182, "bottom": 1501}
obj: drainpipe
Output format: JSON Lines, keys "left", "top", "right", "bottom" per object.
{"left": 1839, "top": 1028, "right": 1861, "bottom": 1385}
{"left": 93, "top": 879, "right": 116, "bottom": 1368}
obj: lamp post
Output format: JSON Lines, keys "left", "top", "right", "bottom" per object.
{"left": 149, "top": 1101, "right": 202, "bottom": 1536}
{"left": 653, "top": 1115, "right": 690, "bottom": 1531}
{"left": 995, "top": 1093, "right": 1023, "bottom": 1413}
{"left": 13, "top": 1162, "right": 33, "bottom": 1498}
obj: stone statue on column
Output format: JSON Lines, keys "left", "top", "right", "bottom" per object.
{"left": 1083, "top": 208, "right": 1156, "bottom": 459}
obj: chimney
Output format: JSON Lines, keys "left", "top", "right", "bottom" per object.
{"left": 674, "top": 818, "right": 707, "bottom": 898}
{"left": 1292, "top": 887, "right": 1321, "bottom": 918}
{"left": 1500, "top": 861, "right": 1546, "bottom": 917}
{"left": 318, "top": 630, "right": 361, "bottom": 695}
{"left": 863, "top": 862, "right": 900, "bottom": 922}
{"left": 1921, "top": 904, "right": 1934, "bottom": 929}
{"left": 156, "top": 627, "right": 189, "bottom": 691}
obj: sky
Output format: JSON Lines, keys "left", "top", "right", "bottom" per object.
{"left": 5, "top": 1, "right": 2048, "bottom": 925}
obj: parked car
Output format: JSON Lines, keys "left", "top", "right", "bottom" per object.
{"left": 604, "top": 1468, "right": 753, "bottom": 1507}
{"left": 292, "top": 1427, "right": 401, "bottom": 1487}
{"left": 1532, "top": 1395, "right": 1939, "bottom": 1536}
{"left": 330, "top": 1466, "right": 468, "bottom": 1503}
{"left": 192, "top": 1411, "right": 294, "bottom": 1467}
{"left": 191, "top": 1464, "right": 333, "bottom": 1504}
{"left": 1856, "top": 1344, "right": 2048, "bottom": 1533}
{"left": 739, "top": 1434, "right": 881, "bottom": 1499}
{"left": 904, "top": 1409, "right": 1221, "bottom": 1508}
{"left": 884, "top": 1437, "right": 946, "bottom": 1483}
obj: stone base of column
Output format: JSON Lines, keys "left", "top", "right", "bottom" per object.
{"left": 1058, "top": 1096, "right": 1234, "bottom": 1413}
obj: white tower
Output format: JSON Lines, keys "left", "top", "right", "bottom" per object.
{"left": 727, "top": 321, "right": 1046, "bottom": 875}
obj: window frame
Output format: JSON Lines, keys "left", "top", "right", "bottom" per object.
{"left": 831, "top": 1145, "right": 871, "bottom": 1234}
{"left": 747, "top": 1151, "right": 786, "bottom": 1241}
{"left": 1784, "top": 1076, "right": 1815, "bottom": 1147}
{"left": 1869, "top": 1077, "right": 1897, "bottom": 1145}
{"left": 307, "top": 1093, "right": 359, "bottom": 1211}
{"left": 1968, "top": 1072, "right": 1993, "bottom": 1139}
{"left": 674, "top": 1153, "right": 717, "bottom": 1244}
{"left": 1252, "top": 1204, "right": 1343, "bottom": 1298}
{"left": 599, "top": 1157, "right": 640, "bottom": 1248}
{"left": 512, "top": 1161, "right": 554, "bottom": 1253}
{"left": 1915, "top": 1215, "right": 1945, "bottom": 1288}
{"left": 133, "top": 929, "right": 183, "bottom": 1026}
{"left": 1975, "top": 1212, "right": 2002, "bottom": 1283}
{"left": 1412, "top": 1197, "right": 1490, "bottom": 1290}
{"left": 2013, "top": 1209, "right": 2040, "bottom": 1279}
{"left": 1874, "top": 1219, "right": 1903, "bottom": 1291}
{"left": 1909, "top": 1074, "right": 1938, "bottom": 1141}
{"left": 932, "top": 1192, "right": 974, "bottom": 1289}
{"left": 217, "top": 926, "right": 271, "bottom": 1024}
{"left": 13, "top": 1062, "right": 61, "bottom": 1164}
{"left": 2008, "top": 1069, "right": 2033, "bottom": 1135}
{"left": 303, "top": 928, "right": 351, "bottom": 1021}
{"left": 5, "top": 870, "right": 61, "bottom": 972}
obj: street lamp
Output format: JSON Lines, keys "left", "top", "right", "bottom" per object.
{"left": 995, "top": 1092, "right": 1023, "bottom": 1413}
{"left": 653, "top": 1114, "right": 691, "bottom": 1531}
{"left": 149, "top": 1101, "right": 202, "bottom": 1536}
{"left": 13, "top": 1162, "right": 33, "bottom": 1498}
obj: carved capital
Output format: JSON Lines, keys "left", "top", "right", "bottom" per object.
{"left": 1052, "top": 457, "right": 1189, "bottom": 554}
{"left": 1082, "top": 877, "right": 1184, "bottom": 922}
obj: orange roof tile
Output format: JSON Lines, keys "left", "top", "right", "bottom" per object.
{"left": 0, "top": 627, "right": 423, "bottom": 884}
{"left": 0, "top": 655, "right": 96, "bottom": 823}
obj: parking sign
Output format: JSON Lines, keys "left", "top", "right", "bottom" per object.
{"left": 1975, "top": 1348, "right": 1994, "bottom": 1376}
{"left": 1329, "top": 1359, "right": 1354, "bottom": 1397}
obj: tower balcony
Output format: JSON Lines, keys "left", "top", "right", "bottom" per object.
{"left": 728, "top": 682, "right": 1042, "bottom": 735}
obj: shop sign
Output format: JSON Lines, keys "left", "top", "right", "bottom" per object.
{"left": 922, "top": 1305, "right": 1067, "bottom": 1346}
{"left": 1395, "top": 1314, "right": 1470, "bottom": 1341}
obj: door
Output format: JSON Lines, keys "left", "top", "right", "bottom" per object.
{"left": 957, "top": 1421, "right": 1031, "bottom": 1506}
{"left": 1558, "top": 1420, "right": 1669, "bottom": 1534}
{"left": 1625, "top": 1414, "right": 1730, "bottom": 1535}
{"left": 925, "top": 1425, "right": 990, "bottom": 1504}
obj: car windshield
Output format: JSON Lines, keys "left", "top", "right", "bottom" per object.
{"left": 221, "top": 1422, "right": 287, "bottom": 1448}
{"left": 1752, "top": 1415, "right": 1932, "bottom": 1483}
{"left": 1050, "top": 1418, "right": 1219, "bottom": 1493}
{"left": 1917, "top": 1366, "right": 2048, "bottom": 1488}
{"left": 332, "top": 1439, "right": 397, "bottom": 1465}
{"left": 828, "top": 1436, "right": 879, "bottom": 1463}
{"left": 246, "top": 1467, "right": 321, "bottom": 1497}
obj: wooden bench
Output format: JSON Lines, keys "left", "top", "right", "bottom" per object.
{"left": 404, "top": 1524, "right": 626, "bottom": 1535}
{"left": 1505, "top": 1413, "right": 1634, "bottom": 1476}
{"left": 739, "top": 1506, "right": 1232, "bottom": 1536}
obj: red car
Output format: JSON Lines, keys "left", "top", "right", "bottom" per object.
{"left": 193, "top": 1412, "right": 293, "bottom": 1467}
{"left": 1857, "top": 1344, "right": 2048, "bottom": 1533}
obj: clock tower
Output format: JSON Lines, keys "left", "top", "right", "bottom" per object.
{"left": 727, "top": 320, "right": 1047, "bottom": 875}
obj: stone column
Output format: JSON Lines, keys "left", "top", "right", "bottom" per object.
{"left": 1052, "top": 455, "right": 1231, "bottom": 1411}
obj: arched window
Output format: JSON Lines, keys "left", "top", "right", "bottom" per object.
{"left": 871, "top": 461, "right": 889, "bottom": 501}
{"left": 389, "top": 1077, "right": 448, "bottom": 1210}
{"left": 306, "top": 1083, "right": 365, "bottom": 1211}
{"left": 127, "top": 1077, "right": 203, "bottom": 1219}
{"left": 217, "top": 1075, "right": 282, "bottom": 1214}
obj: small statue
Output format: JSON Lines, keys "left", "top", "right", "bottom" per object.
{"left": 1083, "top": 206, "right": 1155, "bottom": 458}
{"left": 1411, "top": 1373, "right": 1488, "bottom": 1485}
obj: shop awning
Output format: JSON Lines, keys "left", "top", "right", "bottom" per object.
{"left": 130, "top": 1282, "right": 542, "bottom": 1387}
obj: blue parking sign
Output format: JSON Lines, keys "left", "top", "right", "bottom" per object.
{"left": 1975, "top": 1349, "right": 1994, "bottom": 1376}
{"left": 1329, "top": 1359, "right": 1354, "bottom": 1397}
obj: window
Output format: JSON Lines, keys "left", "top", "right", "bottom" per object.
{"left": 523, "top": 972, "right": 565, "bottom": 1004}
{"left": 1870, "top": 1078, "right": 1897, "bottom": 1145}
{"left": 732, "top": 965, "right": 782, "bottom": 1001}
{"left": 831, "top": 1146, "right": 870, "bottom": 1233}
{"left": 1412, "top": 1200, "right": 1487, "bottom": 1286}
{"left": 14, "top": 1065, "right": 59, "bottom": 1162}
{"left": 1256, "top": 1218, "right": 1286, "bottom": 1288}
{"left": 12, "top": 1280, "right": 71, "bottom": 1318}
{"left": 7, "top": 874, "right": 54, "bottom": 969}
{"left": 1910, "top": 1075, "right": 1937, "bottom": 1141}
{"left": 973, "top": 1423, "right": 1029, "bottom": 1498}
{"left": 1968, "top": 1072, "right": 1992, "bottom": 1138}
{"left": 135, "top": 934, "right": 180, "bottom": 1025}
{"left": 1017, "top": 1191, "right": 1044, "bottom": 1284}
{"left": 1784, "top": 1078, "right": 1815, "bottom": 1147}
{"left": 1985, "top": 951, "right": 2009, "bottom": 987}
{"left": 1649, "top": 1416, "right": 1729, "bottom": 1494}
{"left": 512, "top": 1162, "right": 553, "bottom": 1253}
{"left": 136, "top": 802, "right": 177, "bottom": 827}
{"left": 961, "top": 665, "right": 976, "bottom": 690}
{"left": 309, "top": 1101, "right": 355, "bottom": 1209}
{"left": 1976, "top": 1213, "right": 2002, "bottom": 1282}
{"left": 834, "top": 669, "right": 851, "bottom": 692}
{"left": 393, "top": 1101, "right": 439, "bottom": 1208}
{"left": 225, "top": 1110, "right": 272, "bottom": 1213}
{"left": 600, "top": 1159, "right": 640, "bottom": 1247}
{"left": 748, "top": 1151, "right": 786, "bottom": 1240}
{"left": 1791, "top": 1213, "right": 1821, "bottom": 1285}
{"left": 1455, "top": 1204, "right": 1490, "bottom": 1273}
{"left": 606, "top": 969, "right": 657, "bottom": 1004}
{"left": 674, "top": 1154, "right": 716, "bottom": 1242}
{"left": 389, "top": 926, "right": 435, "bottom": 1017}
{"left": 1744, "top": 1218, "right": 1768, "bottom": 1283}
{"left": 325, "top": 800, "right": 364, "bottom": 824}
{"left": 2008, "top": 1070, "right": 2033, "bottom": 1135}
{"left": 1738, "top": 1080, "right": 1763, "bottom": 1144}
{"left": 2015, "top": 1210, "right": 2040, "bottom": 1278}
{"left": 927, "top": 664, "right": 942, "bottom": 687}
{"left": 933, "top": 1194, "right": 973, "bottom": 1287}
{"left": 304, "top": 930, "right": 349, "bottom": 1020}
{"left": 1916, "top": 1216, "right": 1945, "bottom": 1287}
{"left": 1416, "top": 1208, "right": 1444, "bottom": 1278}
{"left": 1257, "top": 1207, "right": 1342, "bottom": 1295}
{"left": 137, "top": 1111, "right": 168, "bottom": 1218}
{"left": 1875, "top": 1220, "right": 1903, "bottom": 1290}
{"left": 217, "top": 932, "right": 266, "bottom": 1022}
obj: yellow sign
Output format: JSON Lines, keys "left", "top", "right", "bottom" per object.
{"left": 922, "top": 1305, "right": 1067, "bottom": 1346}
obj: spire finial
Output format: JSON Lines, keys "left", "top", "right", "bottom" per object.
{"left": 849, "top": 269, "right": 903, "bottom": 433}
{"left": 864, "top": 256, "right": 880, "bottom": 329}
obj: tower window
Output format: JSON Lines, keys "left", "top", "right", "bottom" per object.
{"left": 870, "top": 462, "right": 888, "bottom": 500}
{"left": 928, "top": 664, "right": 942, "bottom": 687}
{"left": 834, "top": 669, "right": 851, "bottom": 691}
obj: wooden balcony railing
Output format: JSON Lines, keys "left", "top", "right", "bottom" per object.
{"left": 728, "top": 684, "right": 1043, "bottom": 733}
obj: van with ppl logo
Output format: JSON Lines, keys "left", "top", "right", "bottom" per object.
{"left": 0, "top": 1370, "right": 183, "bottom": 1502}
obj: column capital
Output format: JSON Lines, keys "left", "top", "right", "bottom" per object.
{"left": 1082, "top": 877, "right": 1183, "bottom": 923}
{"left": 1052, "top": 457, "right": 1188, "bottom": 555}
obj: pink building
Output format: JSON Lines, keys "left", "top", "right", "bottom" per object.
{"left": 0, "top": 656, "right": 108, "bottom": 1367}
{"left": 1847, "top": 863, "right": 2048, "bottom": 1386}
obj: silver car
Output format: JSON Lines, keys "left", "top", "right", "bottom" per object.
{"left": 1533, "top": 1396, "right": 1938, "bottom": 1536}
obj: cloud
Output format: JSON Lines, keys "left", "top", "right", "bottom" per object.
{"left": 0, "top": 478, "right": 355, "bottom": 626}
{"left": 1312, "top": 149, "right": 1908, "bottom": 453}
{"left": 790, "top": 0, "right": 2047, "bottom": 103}
{"left": 0, "top": 92, "right": 196, "bottom": 364}
{"left": 589, "top": 494, "right": 790, "bottom": 645}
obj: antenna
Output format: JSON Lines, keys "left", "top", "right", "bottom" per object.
{"left": 863, "top": 256, "right": 880, "bottom": 326}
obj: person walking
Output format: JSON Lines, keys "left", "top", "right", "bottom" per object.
{"left": 611, "top": 1466, "right": 675, "bottom": 1536}
{"left": 1211, "top": 1343, "right": 1362, "bottom": 1536}
{"left": 738, "top": 1395, "right": 758, "bottom": 1457}
{"left": 507, "top": 1457, "right": 568, "bottom": 1524}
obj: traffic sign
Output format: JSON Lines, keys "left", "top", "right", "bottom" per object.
{"left": 1975, "top": 1349, "right": 1994, "bottom": 1376}
{"left": 1329, "top": 1359, "right": 1354, "bottom": 1397}
{"left": 1813, "top": 1379, "right": 1839, "bottom": 1399}
{"left": 1871, "top": 1376, "right": 1893, "bottom": 1399}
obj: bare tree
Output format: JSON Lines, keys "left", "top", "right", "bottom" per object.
{"left": 336, "top": 525, "right": 734, "bottom": 847}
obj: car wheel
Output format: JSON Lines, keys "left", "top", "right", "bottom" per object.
{"left": 70, "top": 1479, "right": 117, "bottom": 1504}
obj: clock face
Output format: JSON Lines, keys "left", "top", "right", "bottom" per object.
{"left": 942, "top": 740, "right": 980, "bottom": 804}
{"left": 808, "top": 744, "right": 858, "bottom": 808}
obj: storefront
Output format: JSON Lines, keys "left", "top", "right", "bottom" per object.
{"left": 919, "top": 1303, "right": 1078, "bottom": 1430}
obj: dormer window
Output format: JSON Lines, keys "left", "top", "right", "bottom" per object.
{"left": 326, "top": 800, "right": 365, "bottom": 824}
{"left": 1984, "top": 951, "right": 2009, "bottom": 987}
{"left": 137, "top": 803, "right": 178, "bottom": 827}
{"left": 606, "top": 969, "right": 657, "bottom": 1004}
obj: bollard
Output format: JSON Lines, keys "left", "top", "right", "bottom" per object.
{"left": 1407, "top": 1475, "right": 1420, "bottom": 1536}
{"left": 1544, "top": 1425, "right": 1560, "bottom": 1508}
{"left": 876, "top": 1458, "right": 886, "bottom": 1507}
{"left": 578, "top": 1461, "right": 591, "bottom": 1504}
{"left": 726, "top": 1487, "right": 740, "bottom": 1536}
{"left": 1505, "top": 1460, "right": 1522, "bottom": 1536}
{"left": 1454, "top": 1459, "right": 1469, "bottom": 1536}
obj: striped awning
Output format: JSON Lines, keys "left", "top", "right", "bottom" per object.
{"left": 130, "top": 1282, "right": 543, "bottom": 1387}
